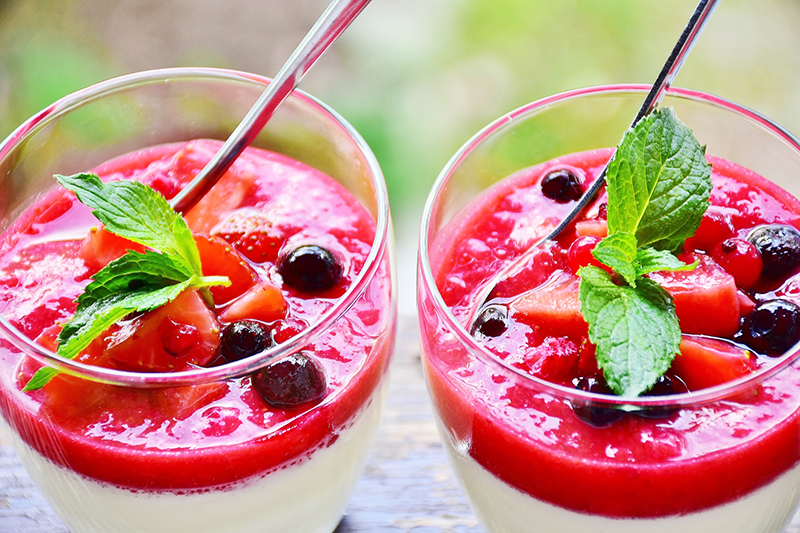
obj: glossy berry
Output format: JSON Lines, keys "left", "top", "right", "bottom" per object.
{"left": 221, "top": 320, "right": 273, "bottom": 362}
{"left": 161, "top": 320, "right": 200, "bottom": 357}
{"left": 571, "top": 376, "right": 624, "bottom": 428}
{"left": 251, "top": 352, "right": 327, "bottom": 408}
{"left": 567, "top": 235, "right": 607, "bottom": 274}
{"left": 471, "top": 304, "right": 508, "bottom": 338}
{"left": 742, "top": 299, "right": 800, "bottom": 354}
{"left": 541, "top": 168, "right": 583, "bottom": 203}
{"left": 278, "top": 245, "right": 343, "bottom": 292}
{"left": 636, "top": 375, "right": 687, "bottom": 419}
{"left": 710, "top": 238, "right": 763, "bottom": 289}
{"left": 747, "top": 224, "right": 800, "bottom": 279}
{"left": 685, "top": 207, "right": 734, "bottom": 251}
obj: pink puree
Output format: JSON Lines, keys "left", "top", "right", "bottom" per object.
{"left": 424, "top": 149, "right": 800, "bottom": 517}
{"left": 0, "top": 140, "right": 392, "bottom": 491}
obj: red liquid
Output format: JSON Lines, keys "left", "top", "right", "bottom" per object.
{"left": 0, "top": 140, "right": 393, "bottom": 491}
{"left": 422, "top": 148, "right": 800, "bottom": 518}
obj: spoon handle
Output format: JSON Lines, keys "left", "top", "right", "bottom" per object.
{"left": 170, "top": 0, "right": 372, "bottom": 214}
{"left": 537, "top": 0, "right": 719, "bottom": 245}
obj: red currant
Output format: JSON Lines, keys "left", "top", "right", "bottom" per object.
{"left": 567, "top": 235, "right": 608, "bottom": 274}
{"left": 710, "top": 238, "right": 763, "bottom": 289}
{"left": 161, "top": 319, "right": 201, "bottom": 357}
{"left": 685, "top": 207, "right": 734, "bottom": 251}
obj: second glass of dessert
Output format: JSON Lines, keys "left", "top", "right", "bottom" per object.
{"left": 418, "top": 85, "right": 800, "bottom": 533}
{"left": 0, "top": 67, "right": 396, "bottom": 533}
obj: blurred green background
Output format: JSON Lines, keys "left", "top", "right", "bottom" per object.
{"left": 1, "top": 0, "right": 799, "bottom": 311}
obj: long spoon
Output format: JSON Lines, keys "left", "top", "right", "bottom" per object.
{"left": 169, "top": 0, "right": 372, "bottom": 214}
{"left": 469, "top": 0, "right": 719, "bottom": 323}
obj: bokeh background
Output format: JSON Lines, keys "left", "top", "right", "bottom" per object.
{"left": 1, "top": 0, "right": 799, "bottom": 313}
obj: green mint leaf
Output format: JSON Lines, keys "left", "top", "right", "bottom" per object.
{"left": 55, "top": 173, "right": 203, "bottom": 275}
{"left": 578, "top": 266, "right": 681, "bottom": 397}
{"left": 634, "top": 247, "right": 697, "bottom": 277}
{"left": 592, "top": 233, "right": 638, "bottom": 286}
{"left": 605, "top": 107, "right": 712, "bottom": 252}
{"left": 22, "top": 367, "right": 60, "bottom": 392}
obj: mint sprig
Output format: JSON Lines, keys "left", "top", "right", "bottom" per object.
{"left": 22, "top": 174, "right": 229, "bottom": 391}
{"left": 578, "top": 108, "right": 712, "bottom": 397}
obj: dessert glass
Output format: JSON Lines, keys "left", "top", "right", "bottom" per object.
{"left": 417, "top": 85, "right": 800, "bottom": 533}
{"left": 0, "top": 68, "right": 396, "bottom": 533}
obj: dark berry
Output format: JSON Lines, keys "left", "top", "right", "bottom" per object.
{"left": 571, "top": 376, "right": 624, "bottom": 428}
{"left": 747, "top": 225, "right": 800, "bottom": 279}
{"left": 161, "top": 319, "right": 200, "bottom": 357}
{"left": 541, "top": 168, "right": 584, "bottom": 203}
{"left": 637, "top": 374, "right": 688, "bottom": 419}
{"left": 221, "top": 320, "right": 273, "bottom": 362}
{"left": 710, "top": 238, "right": 763, "bottom": 289}
{"left": 251, "top": 352, "right": 327, "bottom": 408}
{"left": 278, "top": 245, "right": 343, "bottom": 292}
{"left": 742, "top": 299, "right": 800, "bottom": 354}
{"left": 471, "top": 304, "right": 508, "bottom": 338}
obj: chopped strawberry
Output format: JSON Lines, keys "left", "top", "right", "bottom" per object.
{"left": 648, "top": 254, "right": 741, "bottom": 338}
{"left": 194, "top": 234, "right": 258, "bottom": 305}
{"left": 80, "top": 226, "right": 146, "bottom": 272}
{"left": 509, "top": 336, "right": 579, "bottom": 385}
{"left": 219, "top": 282, "right": 287, "bottom": 324}
{"left": 671, "top": 336, "right": 758, "bottom": 391}
{"left": 184, "top": 172, "right": 256, "bottom": 233}
{"left": 210, "top": 208, "right": 286, "bottom": 264}
{"left": 574, "top": 218, "right": 608, "bottom": 239}
{"left": 103, "top": 290, "right": 220, "bottom": 372}
{"left": 509, "top": 271, "right": 588, "bottom": 340}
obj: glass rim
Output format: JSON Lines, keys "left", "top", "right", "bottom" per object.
{"left": 0, "top": 66, "right": 390, "bottom": 388}
{"left": 418, "top": 83, "right": 800, "bottom": 409}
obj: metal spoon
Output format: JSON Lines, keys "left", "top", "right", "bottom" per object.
{"left": 469, "top": 0, "right": 719, "bottom": 324}
{"left": 169, "top": 0, "right": 372, "bottom": 214}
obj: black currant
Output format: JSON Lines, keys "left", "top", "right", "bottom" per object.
{"left": 221, "top": 320, "right": 273, "bottom": 362}
{"left": 742, "top": 299, "right": 800, "bottom": 354}
{"left": 471, "top": 304, "right": 508, "bottom": 338}
{"left": 571, "top": 376, "right": 624, "bottom": 428}
{"left": 541, "top": 168, "right": 584, "bottom": 203}
{"left": 251, "top": 352, "right": 327, "bottom": 408}
{"left": 278, "top": 245, "right": 343, "bottom": 292}
{"left": 747, "top": 224, "right": 800, "bottom": 279}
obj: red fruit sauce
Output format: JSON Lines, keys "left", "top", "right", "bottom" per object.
{"left": 0, "top": 140, "right": 393, "bottom": 491}
{"left": 423, "top": 148, "right": 800, "bottom": 518}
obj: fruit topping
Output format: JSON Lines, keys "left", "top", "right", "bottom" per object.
{"left": 742, "top": 298, "right": 800, "bottom": 354}
{"left": 80, "top": 226, "right": 146, "bottom": 272}
{"left": 510, "top": 271, "right": 587, "bottom": 340}
{"left": 195, "top": 234, "right": 258, "bottom": 305}
{"left": 251, "top": 351, "right": 327, "bottom": 408}
{"left": 104, "top": 290, "right": 220, "bottom": 372}
{"left": 567, "top": 235, "right": 608, "bottom": 274}
{"left": 747, "top": 224, "right": 800, "bottom": 279}
{"left": 710, "top": 238, "right": 763, "bottom": 289}
{"left": 278, "top": 244, "right": 343, "bottom": 293}
{"left": 671, "top": 336, "right": 757, "bottom": 390}
{"left": 219, "top": 282, "right": 286, "bottom": 324}
{"left": 570, "top": 376, "right": 624, "bottom": 428}
{"left": 221, "top": 320, "right": 273, "bottom": 362}
{"left": 540, "top": 168, "right": 584, "bottom": 203}
{"left": 684, "top": 207, "right": 734, "bottom": 251}
{"left": 211, "top": 209, "right": 286, "bottom": 264}
{"left": 574, "top": 218, "right": 608, "bottom": 239}
{"left": 648, "top": 254, "right": 740, "bottom": 338}
{"left": 508, "top": 336, "right": 579, "bottom": 385}
{"left": 471, "top": 304, "right": 508, "bottom": 338}
{"left": 642, "top": 374, "right": 688, "bottom": 396}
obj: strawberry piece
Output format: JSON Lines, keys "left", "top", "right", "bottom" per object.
{"left": 210, "top": 209, "right": 286, "bottom": 264}
{"left": 509, "top": 271, "right": 588, "bottom": 340}
{"left": 671, "top": 336, "right": 758, "bottom": 391}
{"left": 509, "top": 336, "right": 579, "bottom": 385}
{"left": 219, "top": 282, "right": 287, "bottom": 324}
{"left": 648, "top": 254, "right": 741, "bottom": 338}
{"left": 103, "top": 290, "right": 220, "bottom": 372}
{"left": 574, "top": 218, "right": 608, "bottom": 239}
{"left": 184, "top": 172, "right": 256, "bottom": 233}
{"left": 194, "top": 234, "right": 258, "bottom": 305}
{"left": 80, "top": 226, "right": 146, "bottom": 272}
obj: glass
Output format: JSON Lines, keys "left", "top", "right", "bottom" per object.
{"left": 418, "top": 85, "right": 800, "bottom": 533}
{"left": 0, "top": 67, "right": 396, "bottom": 533}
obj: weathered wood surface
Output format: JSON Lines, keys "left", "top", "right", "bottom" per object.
{"left": 2, "top": 315, "right": 800, "bottom": 532}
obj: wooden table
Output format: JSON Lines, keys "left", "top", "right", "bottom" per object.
{"left": 2, "top": 315, "right": 800, "bottom": 532}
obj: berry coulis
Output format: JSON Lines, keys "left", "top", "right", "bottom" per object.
{"left": 424, "top": 148, "right": 800, "bottom": 517}
{"left": 0, "top": 140, "right": 393, "bottom": 491}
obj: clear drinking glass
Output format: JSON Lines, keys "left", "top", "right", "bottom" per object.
{"left": 0, "top": 67, "right": 396, "bottom": 533}
{"left": 417, "top": 85, "right": 800, "bottom": 533}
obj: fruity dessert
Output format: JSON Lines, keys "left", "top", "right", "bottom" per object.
{"left": 419, "top": 93, "right": 800, "bottom": 533}
{"left": 0, "top": 139, "right": 394, "bottom": 533}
